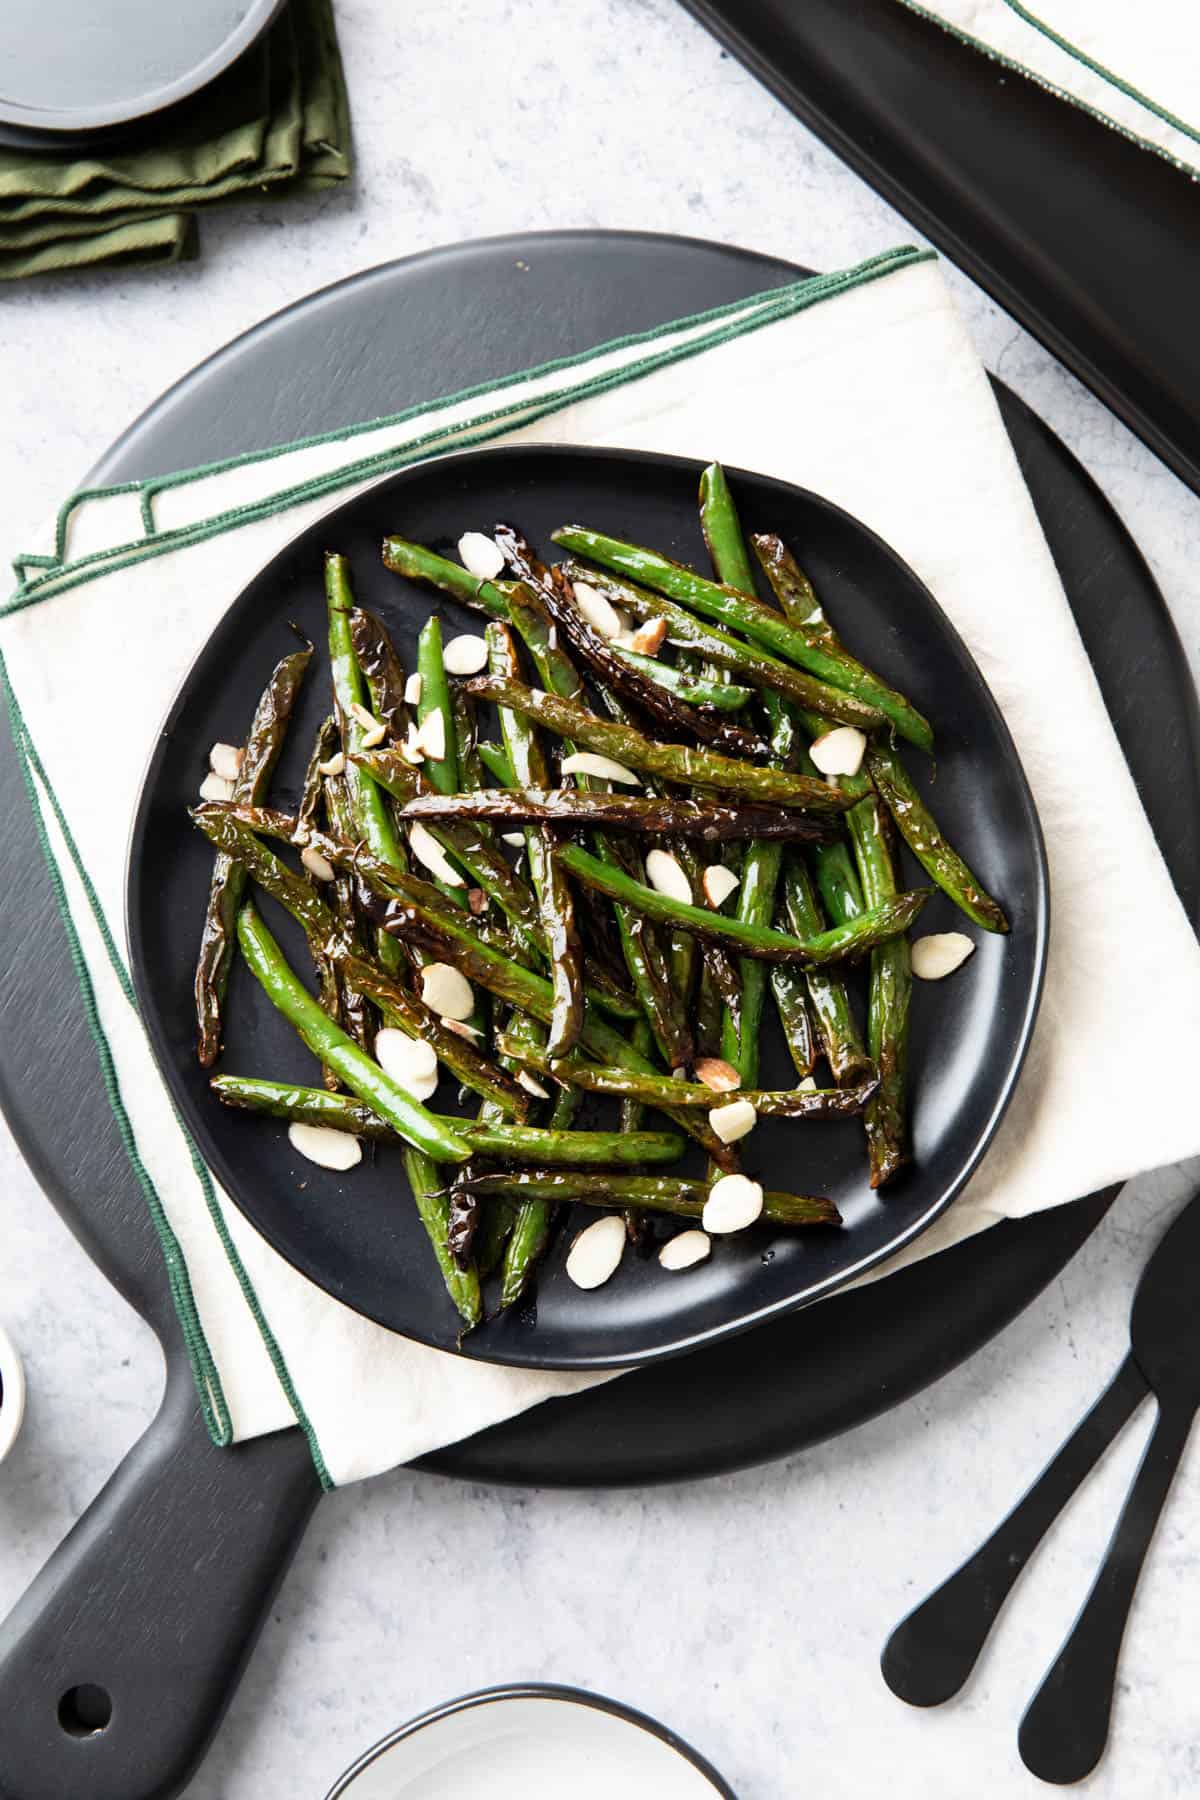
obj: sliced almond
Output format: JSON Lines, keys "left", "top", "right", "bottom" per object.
{"left": 404, "top": 672, "right": 423, "bottom": 706}
{"left": 291, "top": 823, "right": 311, "bottom": 847}
{"left": 300, "top": 845, "right": 336, "bottom": 883}
{"left": 516, "top": 1069, "right": 551, "bottom": 1099}
{"left": 198, "top": 771, "right": 235, "bottom": 802}
{"left": 703, "top": 1174, "right": 764, "bottom": 1234}
{"left": 420, "top": 960, "right": 475, "bottom": 1020}
{"left": 659, "top": 1229, "right": 711, "bottom": 1271}
{"left": 467, "top": 887, "right": 487, "bottom": 915}
{"left": 349, "top": 700, "right": 378, "bottom": 734}
{"left": 809, "top": 726, "right": 867, "bottom": 777}
{"left": 560, "top": 751, "right": 640, "bottom": 786}
{"left": 288, "top": 1122, "right": 362, "bottom": 1170}
{"left": 566, "top": 1214, "right": 626, "bottom": 1289}
{"left": 911, "top": 931, "right": 975, "bottom": 981}
{"left": 318, "top": 750, "right": 346, "bottom": 778}
{"left": 627, "top": 616, "right": 668, "bottom": 656}
{"left": 361, "top": 720, "right": 387, "bottom": 750}
{"left": 442, "top": 634, "right": 489, "bottom": 676}
{"left": 440, "top": 1017, "right": 483, "bottom": 1041}
{"left": 401, "top": 721, "right": 425, "bottom": 764}
{"left": 694, "top": 1057, "right": 741, "bottom": 1093}
{"left": 458, "top": 532, "right": 505, "bottom": 581}
{"left": 709, "top": 1098, "right": 758, "bottom": 1144}
{"left": 702, "top": 864, "right": 740, "bottom": 908}
{"left": 209, "top": 742, "right": 243, "bottom": 782}
{"left": 408, "top": 821, "right": 465, "bottom": 886}
{"left": 571, "top": 580, "right": 624, "bottom": 640}
{"left": 644, "top": 849, "right": 692, "bottom": 903}
{"left": 416, "top": 709, "right": 447, "bottom": 762}
{"left": 502, "top": 831, "right": 526, "bottom": 848}
{"left": 374, "top": 1027, "right": 439, "bottom": 1100}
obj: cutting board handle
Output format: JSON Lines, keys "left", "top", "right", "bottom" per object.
{"left": 0, "top": 1356, "right": 322, "bottom": 1800}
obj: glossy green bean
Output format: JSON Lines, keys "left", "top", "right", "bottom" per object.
{"left": 209, "top": 1075, "right": 681, "bottom": 1164}
{"left": 846, "top": 790, "right": 913, "bottom": 1188}
{"left": 416, "top": 615, "right": 460, "bottom": 796}
{"left": 489, "top": 621, "right": 584, "bottom": 1056}
{"left": 866, "top": 740, "right": 1009, "bottom": 933}
{"left": 236, "top": 904, "right": 471, "bottom": 1162}
{"left": 698, "top": 462, "right": 759, "bottom": 597}
{"left": 553, "top": 526, "right": 933, "bottom": 752}
{"left": 769, "top": 966, "right": 818, "bottom": 1081}
{"left": 463, "top": 675, "right": 856, "bottom": 811}
{"left": 403, "top": 1146, "right": 482, "bottom": 1328}
{"left": 459, "top": 1171, "right": 842, "bottom": 1229}
{"left": 557, "top": 559, "right": 887, "bottom": 732}
{"left": 612, "top": 647, "right": 751, "bottom": 711}
{"left": 779, "top": 854, "right": 873, "bottom": 1087}
{"left": 388, "top": 787, "right": 838, "bottom": 842}
{"left": 555, "top": 843, "right": 932, "bottom": 964}
{"left": 194, "top": 641, "right": 312, "bottom": 1066}
{"left": 349, "top": 607, "right": 410, "bottom": 743}
{"left": 382, "top": 533, "right": 510, "bottom": 620}
{"left": 492, "top": 1037, "right": 878, "bottom": 1119}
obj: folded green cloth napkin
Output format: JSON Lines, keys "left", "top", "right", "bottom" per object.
{"left": 0, "top": 0, "right": 351, "bottom": 280}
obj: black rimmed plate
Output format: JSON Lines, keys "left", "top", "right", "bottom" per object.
{"left": 325, "top": 1684, "right": 736, "bottom": 1798}
{"left": 127, "top": 442, "right": 1047, "bottom": 1370}
{"left": 0, "top": 0, "right": 282, "bottom": 135}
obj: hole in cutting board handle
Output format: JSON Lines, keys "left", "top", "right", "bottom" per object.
{"left": 58, "top": 1683, "right": 113, "bottom": 1737}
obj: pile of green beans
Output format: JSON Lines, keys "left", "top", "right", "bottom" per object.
{"left": 190, "top": 464, "right": 1008, "bottom": 1332}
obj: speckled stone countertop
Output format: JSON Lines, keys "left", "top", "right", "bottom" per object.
{"left": 2, "top": 3, "right": 1199, "bottom": 1795}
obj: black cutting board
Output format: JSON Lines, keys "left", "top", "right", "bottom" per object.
{"left": 678, "top": 0, "right": 1200, "bottom": 503}
{"left": 0, "top": 233, "right": 1195, "bottom": 1800}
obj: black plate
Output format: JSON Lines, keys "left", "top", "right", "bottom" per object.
{"left": 128, "top": 443, "right": 1046, "bottom": 1369}
{"left": 1, "top": 237, "right": 1194, "bottom": 1800}
{"left": 679, "top": 0, "right": 1200, "bottom": 504}
{"left": 0, "top": 0, "right": 282, "bottom": 133}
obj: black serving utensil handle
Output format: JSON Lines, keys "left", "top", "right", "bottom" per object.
{"left": 882, "top": 1352, "right": 1148, "bottom": 1707}
{"left": 0, "top": 1358, "right": 322, "bottom": 1800}
{"left": 1018, "top": 1392, "right": 1195, "bottom": 1785}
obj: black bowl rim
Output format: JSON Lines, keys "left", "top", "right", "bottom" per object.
{"left": 323, "top": 1681, "right": 738, "bottom": 1798}
{"left": 126, "top": 442, "right": 1049, "bottom": 1369}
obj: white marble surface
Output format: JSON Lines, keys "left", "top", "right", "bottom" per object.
{"left": 3, "top": 2, "right": 1200, "bottom": 1795}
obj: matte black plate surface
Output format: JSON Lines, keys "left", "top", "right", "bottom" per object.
{"left": 0, "top": 0, "right": 281, "bottom": 132}
{"left": 128, "top": 443, "right": 1046, "bottom": 1368}
{"left": 679, "top": 0, "right": 1200, "bottom": 504}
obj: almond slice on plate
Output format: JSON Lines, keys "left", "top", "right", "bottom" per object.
{"left": 288, "top": 1122, "right": 362, "bottom": 1171}
{"left": 694, "top": 1057, "right": 741, "bottom": 1093}
{"left": 198, "top": 771, "right": 235, "bottom": 802}
{"left": 644, "top": 849, "right": 692, "bottom": 903}
{"left": 702, "top": 1173, "right": 764, "bottom": 1234}
{"left": 442, "top": 634, "right": 489, "bottom": 676}
{"left": 419, "top": 960, "right": 475, "bottom": 1021}
{"left": 627, "top": 616, "right": 668, "bottom": 656}
{"left": 300, "top": 845, "right": 336, "bottom": 882}
{"left": 566, "top": 1214, "right": 626, "bottom": 1289}
{"left": 571, "top": 581, "right": 624, "bottom": 640}
{"left": 415, "top": 709, "right": 447, "bottom": 762}
{"left": 560, "top": 751, "right": 640, "bottom": 785}
{"left": 408, "top": 820, "right": 464, "bottom": 886}
{"left": 404, "top": 672, "right": 423, "bottom": 706}
{"left": 209, "top": 742, "right": 243, "bottom": 782}
{"left": 809, "top": 726, "right": 867, "bottom": 777}
{"left": 659, "top": 1229, "right": 711, "bottom": 1271}
{"left": 374, "top": 1028, "right": 439, "bottom": 1101}
{"left": 702, "top": 864, "right": 740, "bottom": 908}
{"left": 458, "top": 532, "right": 505, "bottom": 580}
{"left": 708, "top": 1098, "right": 757, "bottom": 1144}
{"left": 911, "top": 931, "right": 975, "bottom": 980}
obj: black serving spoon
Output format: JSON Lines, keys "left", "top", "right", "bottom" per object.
{"left": 882, "top": 1189, "right": 1200, "bottom": 1784}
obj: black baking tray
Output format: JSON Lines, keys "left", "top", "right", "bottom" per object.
{"left": 678, "top": 0, "right": 1200, "bottom": 500}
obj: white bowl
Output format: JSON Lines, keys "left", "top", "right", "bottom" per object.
{"left": 0, "top": 1322, "right": 26, "bottom": 1466}
{"left": 327, "top": 1685, "right": 735, "bottom": 1799}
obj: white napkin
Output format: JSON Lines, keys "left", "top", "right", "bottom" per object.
{"left": 6, "top": 246, "right": 1200, "bottom": 1488}
{"left": 898, "top": 0, "right": 1200, "bottom": 176}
